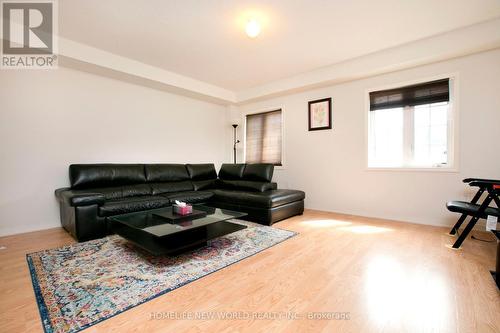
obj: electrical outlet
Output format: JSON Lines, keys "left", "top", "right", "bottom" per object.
{"left": 486, "top": 215, "right": 498, "bottom": 231}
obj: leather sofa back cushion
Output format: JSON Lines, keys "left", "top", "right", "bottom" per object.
{"left": 192, "top": 179, "right": 217, "bottom": 191}
{"left": 145, "top": 164, "right": 190, "bottom": 182}
{"left": 70, "top": 164, "right": 146, "bottom": 189}
{"left": 242, "top": 164, "right": 274, "bottom": 182}
{"left": 150, "top": 181, "right": 194, "bottom": 195}
{"left": 218, "top": 164, "right": 245, "bottom": 180}
{"left": 219, "top": 180, "right": 276, "bottom": 192}
{"left": 186, "top": 164, "right": 217, "bottom": 180}
{"left": 97, "top": 184, "right": 151, "bottom": 200}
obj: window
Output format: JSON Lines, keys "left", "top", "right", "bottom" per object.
{"left": 245, "top": 109, "right": 282, "bottom": 166}
{"left": 368, "top": 78, "right": 454, "bottom": 168}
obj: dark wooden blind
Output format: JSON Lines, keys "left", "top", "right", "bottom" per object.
{"left": 370, "top": 79, "right": 449, "bottom": 111}
{"left": 245, "top": 109, "right": 282, "bottom": 166}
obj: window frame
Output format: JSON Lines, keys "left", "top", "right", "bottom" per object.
{"left": 365, "top": 73, "right": 459, "bottom": 172}
{"left": 243, "top": 106, "right": 285, "bottom": 169}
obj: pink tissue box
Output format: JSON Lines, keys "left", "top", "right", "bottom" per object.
{"left": 173, "top": 204, "right": 192, "bottom": 215}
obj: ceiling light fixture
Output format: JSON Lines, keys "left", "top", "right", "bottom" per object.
{"left": 245, "top": 19, "right": 261, "bottom": 38}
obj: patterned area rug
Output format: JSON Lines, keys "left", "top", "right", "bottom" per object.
{"left": 27, "top": 220, "right": 296, "bottom": 333}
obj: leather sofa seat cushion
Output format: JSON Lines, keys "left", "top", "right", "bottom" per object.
{"left": 218, "top": 163, "right": 245, "bottom": 180}
{"left": 150, "top": 181, "right": 194, "bottom": 195}
{"left": 186, "top": 164, "right": 217, "bottom": 180}
{"left": 145, "top": 164, "right": 190, "bottom": 182}
{"left": 162, "top": 191, "right": 214, "bottom": 204}
{"left": 94, "top": 184, "right": 151, "bottom": 200}
{"left": 242, "top": 164, "right": 274, "bottom": 182}
{"left": 70, "top": 164, "right": 146, "bottom": 189}
{"left": 98, "top": 196, "right": 170, "bottom": 217}
{"left": 211, "top": 189, "right": 305, "bottom": 208}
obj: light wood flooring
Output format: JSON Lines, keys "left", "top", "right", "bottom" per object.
{"left": 0, "top": 209, "right": 499, "bottom": 333}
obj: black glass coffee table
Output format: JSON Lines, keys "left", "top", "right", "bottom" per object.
{"left": 109, "top": 205, "right": 247, "bottom": 255}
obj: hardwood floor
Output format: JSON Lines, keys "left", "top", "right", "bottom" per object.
{"left": 0, "top": 209, "right": 498, "bottom": 333}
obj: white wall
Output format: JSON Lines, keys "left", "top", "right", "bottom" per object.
{"left": 0, "top": 67, "right": 230, "bottom": 236}
{"left": 237, "top": 49, "right": 500, "bottom": 227}
{"left": 1, "top": 49, "right": 499, "bottom": 236}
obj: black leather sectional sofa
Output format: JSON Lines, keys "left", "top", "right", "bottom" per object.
{"left": 55, "top": 163, "right": 305, "bottom": 241}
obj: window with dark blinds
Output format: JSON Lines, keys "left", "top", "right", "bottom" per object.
{"left": 369, "top": 79, "right": 449, "bottom": 111}
{"left": 367, "top": 77, "right": 454, "bottom": 168}
{"left": 245, "top": 110, "right": 282, "bottom": 166}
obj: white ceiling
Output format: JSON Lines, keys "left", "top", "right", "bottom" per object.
{"left": 59, "top": 0, "right": 500, "bottom": 91}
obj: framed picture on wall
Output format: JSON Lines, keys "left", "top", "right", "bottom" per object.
{"left": 308, "top": 97, "right": 332, "bottom": 131}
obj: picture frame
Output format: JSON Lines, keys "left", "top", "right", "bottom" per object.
{"left": 308, "top": 97, "right": 332, "bottom": 131}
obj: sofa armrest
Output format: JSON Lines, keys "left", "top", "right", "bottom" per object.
{"left": 55, "top": 188, "right": 105, "bottom": 207}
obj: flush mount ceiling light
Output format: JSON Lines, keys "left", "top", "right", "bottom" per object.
{"left": 245, "top": 19, "right": 261, "bottom": 38}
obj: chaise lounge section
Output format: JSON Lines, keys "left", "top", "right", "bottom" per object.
{"left": 210, "top": 163, "right": 305, "bottom": 224}
{"left": 55, "top": 163, "right": 305, "bottom": 241}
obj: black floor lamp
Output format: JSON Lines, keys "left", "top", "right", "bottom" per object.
{"left": 232, "top": 124, "right": 240, "bottom": 164}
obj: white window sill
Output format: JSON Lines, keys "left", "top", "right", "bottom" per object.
{"left": 366, "top": 167, "right": 458, "bottom": 173}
